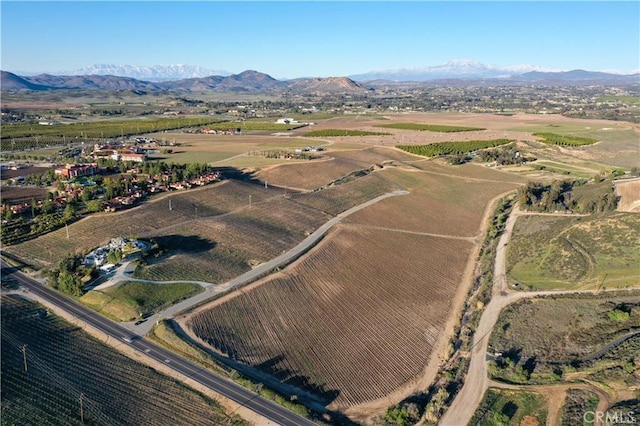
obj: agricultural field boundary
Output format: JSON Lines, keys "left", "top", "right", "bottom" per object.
{"left": 4, "top": 288, "right": 267, "bottom": 426}
{"left": 440, "top": 206, "right": 640, "bottom": 426}
{"left": 126, "top": 189, "right": 409, "bottom": 335}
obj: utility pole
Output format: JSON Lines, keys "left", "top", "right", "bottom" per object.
{"left": 249, "top": 195, "right": 252, "bottom": 207}
{"left": 79, "top": 393, "right": 85, "bottom": 423}
{"left": 169, "top": 199, "right": 172, "bottom": 211}
{"left": 21, "top": 344, "right": 28, "bottom": 372}
{"left": 65, "top": 222, "right": 70, "bottom": 239}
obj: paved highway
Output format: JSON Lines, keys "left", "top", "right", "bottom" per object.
{"left": 1, "top": 261, "right": 316, "bottom": 426}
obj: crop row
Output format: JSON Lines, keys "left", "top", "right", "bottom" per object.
{"left": 533, "top": 132, "right": 598, "bottom": 146}
{"left": 188, "top": 226, "right": 472, "bottom": 408}
{"left": 4, "top": 180, "right": 283, "bottom": 266}
{"left": 1, "top": 295, "right": 243, "bottom": 425}
{"left": 374, "top": 123, "right": 485, "bottom": 132}
{"left": 1, "top": 117, "right": 228, "bottom": 141}
{"left": 289, "top": 172, "right": 397, "bottom": 216}
{"left": 303, "top": 129, "right": 391, "bottom": 137}
{"left": 397, "top": 139, "right": 513, "bottom": 157}
{"left": 136, "top": 197, "right": 330, "bottom": 282}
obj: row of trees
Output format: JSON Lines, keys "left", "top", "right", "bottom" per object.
{"left": 517, "top": 180, "right": 618, "bottom": 214}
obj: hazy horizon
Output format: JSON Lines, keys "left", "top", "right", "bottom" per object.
{"left": 2, "top": 2, "right": 639, "bottom": 78}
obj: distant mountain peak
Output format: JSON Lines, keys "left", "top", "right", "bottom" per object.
{"left": 349, "top": 60, "right": 554, "bottom": 81}
{"left": 50, "top": 64, "right": 231, "bottom": 81}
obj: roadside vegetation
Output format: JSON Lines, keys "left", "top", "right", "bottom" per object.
{"left": 517, "top": 177, "right": 619, "bottom": 214}
{"left": 374, "top": 123, "right": 485, "bottom": 132}
{"left": 471, "top": 388, "right": 548, "bottom": 426}
{"left": 80, "top": 281, "right": 204, "bottom": 321}
{"left": 1, "top": 295, "right": 246, "bottom": 425}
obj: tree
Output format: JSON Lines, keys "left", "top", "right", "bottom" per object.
{"left": 107, "top": 249, "right": 123, "bottom": 264}
{"left": 86, "top": 199, "right": 102, "bottom": 213}
{"left": 62, "top": 203, "right": 76, "bottom": 222}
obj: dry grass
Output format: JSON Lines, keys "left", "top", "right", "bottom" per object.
{"left": 615, "top": 179, "right": 640, "bottom": 212}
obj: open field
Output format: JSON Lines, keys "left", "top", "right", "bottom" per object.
{"left": 4, "top": 179, "right": 286, "bottom": 266}
{"left": 615, "top": 179, "right": 640, "bottom": 212}
{"left": 289, "top": 171, "right": 400, "bottom": 216}
{"left": 0, "top": 185, "right": 48, "bottom": 203}
{"left": 80, "top": 281, "right": 204, "bottom": 321}
{"left": 374, "top": 122, "right": 485, "bottom": 132}
{"left": 344, "top": 166, "right": 521, "bottom": 237}
{"left": 186, "top": 224, "right": 473, "bottom": 410}
{"left": 489, "top": 294, "right": 640, "bottom": 363}
{"left": 507, "top": 122, "right": 640, "bottom": 169}
{"left": 471, "top": 388, "right": 548, "bottom": 426}
{"left": 506, "top": 212, "right": 640, "bottom": 290}
{"left": 1, "top": 295, "right": 245, "bottom": 425}
{"left": 146, "top": 132, "right": 321, "bottom": 164}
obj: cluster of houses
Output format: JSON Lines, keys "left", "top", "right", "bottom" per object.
{"left": 103, "top": 169, "right": 221, "bottom": 212}
{"left": 3, "top": 162, "right": 221, "bottom": 216}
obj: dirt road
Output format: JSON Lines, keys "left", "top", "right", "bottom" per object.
{"left": 439, "top": 206, "right": 635, "bottom": 426}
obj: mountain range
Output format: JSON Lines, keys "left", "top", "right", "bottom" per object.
{"left": 2, "top": 61, "right": 638, "bottom": 94}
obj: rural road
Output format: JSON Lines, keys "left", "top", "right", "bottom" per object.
{"left": 439, "top": 207, "right": 637, "bottom": 426}
{"left": 120, "top": 189, "right": 409, "bottom": 335}
{"left": 1, "top": 260, "right": 316, "bottom": 426}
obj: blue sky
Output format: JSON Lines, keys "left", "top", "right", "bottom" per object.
{"left": 2, "top": 1, "right": 638, "bottom": 78}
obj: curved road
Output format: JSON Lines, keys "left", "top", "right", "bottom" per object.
{"left": 122, "top": 189, "right": 409, "bottom": 335}
{"left": 1, "top": 260, "right": 315, "bottom": 426}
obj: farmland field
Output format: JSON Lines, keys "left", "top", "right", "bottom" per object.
{"left": 344, "top": 166, "right": 521, "bottom": 237}
{"left": 1, "top": 295, "right": 245, "bottom": 425}
{"left": 135, "top": 197, "right": 330, "bottom": 282}
{"left": 146, "top": 133, "right": 320, "bottom": 164}
{"left": 374, "top": 123, "right": 485, "bottom": 132}
{"left": 506, "top": 212, "right": 640, "bottom": 290}
{"left": 4, "top": 179, "right": 286, "bottom": 266}
{"left": 186, "top": 225, "right": 473, "bottom": 409}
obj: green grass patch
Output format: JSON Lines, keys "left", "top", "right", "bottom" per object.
{"left": 597, "top": 96, "right": 640, "bottom": 104}
{"left": 374, "top": 123, "right": 484, "bottom": 132}
{"left": 533, "top": 132, "right": 598, "bottom": 146}
{"left": 507, "top": 212, "right": 640, "bottom": 290}
{"left": 397, "top": 139, "right": 513, "bottom": 157}
{"left": 303, "top": 129, "right": 391, "bottom": 137}
{"left": 471, "top": 388, "right": 548, "bottom": 426}
{"left": 80, "top": 281, "right": 203, "bottom": 321}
